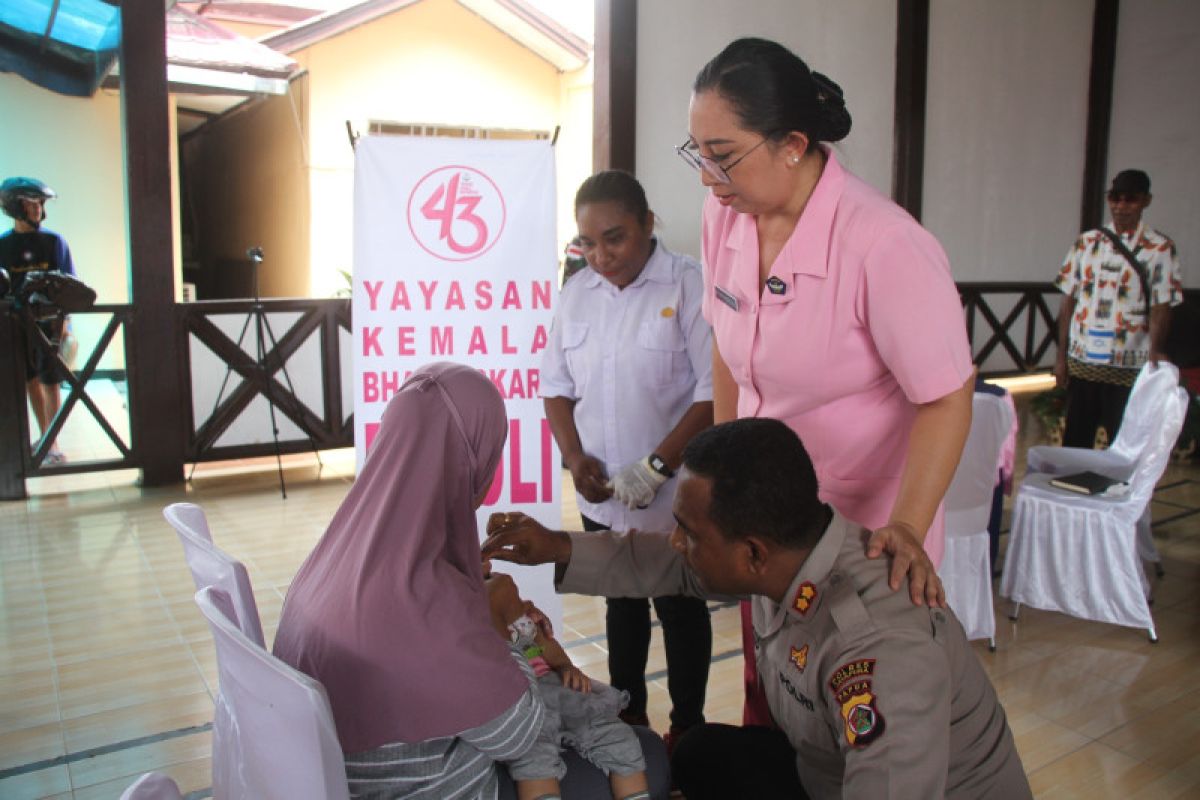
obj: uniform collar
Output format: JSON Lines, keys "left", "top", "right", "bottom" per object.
{"left": 721, "top": 146, "right": 845, "bottom": 283}
{"left": 580, "top": 236, "right": 671, "bottom": 292}
{"left": 783, "top": 146, "right": 844, "bottom": 280}
{"left": 758, "top": 510, "right": 850, "bottom": 636}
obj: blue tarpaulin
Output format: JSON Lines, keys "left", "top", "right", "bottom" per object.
{"left": 0, "top": 0, "right": 121, "bottom": 97}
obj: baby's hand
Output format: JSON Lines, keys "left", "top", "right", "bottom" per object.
{"left": 559, "top": 665, "right": 592, "bottom": 693}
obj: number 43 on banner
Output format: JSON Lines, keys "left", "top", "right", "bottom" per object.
{"left": 410, "top": 166, "right": 507, "bottom": 261}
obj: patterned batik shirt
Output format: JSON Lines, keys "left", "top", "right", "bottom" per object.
{"left": 1054, "top": 221, "right": 1183, "bottom": 370}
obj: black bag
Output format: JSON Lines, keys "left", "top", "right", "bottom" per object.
{"left": 18, "top": 271, "right": 97, "bottom": 317}
{"left": 1098, "top": 228, "right": 1152, "bottom": 318}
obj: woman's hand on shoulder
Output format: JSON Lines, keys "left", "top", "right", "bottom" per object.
{"left": 865, "top": 522, "right": 946, "bottom": 608}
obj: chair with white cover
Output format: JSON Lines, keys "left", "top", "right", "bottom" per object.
{"left": 1025, "top": 362, "right": 1182, "bottom": 572}
{"left": 162, "top": 500, "right": 213, "bottom": 543}
{"left": 196, "top": 585, "right": 350, "bottom": 800}
{"left": 940, "top": 392, "right": 1014, "bottom": 651}
{"left": 1001, "top": 375, "right": 1188, "bottom": 642}
{"left": 164, "top": 502, "right": 266, "bottom": 647}
{"left": 119, "top": 772, "right": 184, "bottom": 800}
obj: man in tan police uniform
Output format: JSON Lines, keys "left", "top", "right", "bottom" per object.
{"left": 484, "top": 418, "right": 1030, "bottom": 799}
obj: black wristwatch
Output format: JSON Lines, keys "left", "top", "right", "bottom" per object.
{"left": 647, "top": 453, "right": 674, "bottom": 478}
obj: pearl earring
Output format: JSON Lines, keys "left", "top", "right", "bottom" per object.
{"left": 791, "top": 156, "right": 800, "bottom": 164}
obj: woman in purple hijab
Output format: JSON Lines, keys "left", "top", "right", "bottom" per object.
{"left": 274, "top": 362, "right": 545, "bottom": 798}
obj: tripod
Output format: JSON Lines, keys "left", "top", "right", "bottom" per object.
{"left": 188, "top": 247, "right": 321, "bottom": 499}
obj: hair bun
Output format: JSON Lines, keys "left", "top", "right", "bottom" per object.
{"left": 811, "top": 71, "right": 844, "bottom": 103}
{"left": 810, "top": 71, "right": 852, "bottom": 142}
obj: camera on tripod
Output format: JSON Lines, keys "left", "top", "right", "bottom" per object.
{"left": 189, "top": 243, "right": 320, "bottom": 498}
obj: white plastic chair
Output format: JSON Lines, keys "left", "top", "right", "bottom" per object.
{"left": 940, "top": 392, "right": 1014, "bottom": 650}
{"left": 1001, "top": 379, "right": 1188, "bottom": 642}
{"left": 1025, "top": 362, "right": 1182, "bottom": 571}
{"left": 196, "top": 585, "right": 350, "bottom": 800}
{"left": 164, "top": 502, "right": 266, "bottom": 647}
{"left": 162, "top": 501, "right": 214, "bottom": 543}
{"left": 119, "top": 772, "right": 184, "bottom": 800}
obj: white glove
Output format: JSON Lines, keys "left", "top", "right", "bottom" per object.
{"left": 608, "top": 457, "right": 668, "bottom": 510}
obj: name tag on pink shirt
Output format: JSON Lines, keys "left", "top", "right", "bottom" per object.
{"left": 714, "top": 285, "right": 739, "bottom": 311}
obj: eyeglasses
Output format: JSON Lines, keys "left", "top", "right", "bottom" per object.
{"left": 675, "top": 135, "right": 769, "bottom": 184}
{"left": 1107, "top": 192, "right": 1143, "bottom": 203}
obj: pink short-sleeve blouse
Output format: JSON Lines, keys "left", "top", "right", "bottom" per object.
{"left": 701, "top": 149, "right": 973, "bottom": 564}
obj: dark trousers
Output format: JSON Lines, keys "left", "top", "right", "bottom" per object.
{"left": 1063, "top": 376, "right": 1133, "bottom": 449}
{"left": 582, "top": 514, "right": 712, "bottom": 730}
{"left": 988, "top": 479, "right": 1004, "bottom": 574}
{"left": 671, "top": 724, "right": 809, "bottom": 800}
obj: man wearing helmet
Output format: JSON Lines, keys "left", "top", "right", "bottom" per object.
{"left": 0, "top": 177, "right": 78, "bottom": 464}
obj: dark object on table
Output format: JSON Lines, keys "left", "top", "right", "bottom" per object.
{"left": 1048, "top": 470, "right": 1128, "bottom": 496}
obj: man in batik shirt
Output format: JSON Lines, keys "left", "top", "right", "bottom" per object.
{"left": 1053, "top": 169, "right": 1183, "bottom": 448}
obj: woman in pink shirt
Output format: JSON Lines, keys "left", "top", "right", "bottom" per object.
{"left": 678, "top": 38, "right": 975, "bottom": 725}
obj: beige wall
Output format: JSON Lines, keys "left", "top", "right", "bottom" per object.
{"left": 0, "top": 76, "right": 128, "bottom": 306}
{"left": 292, "top": 0, "right": 590, "bottom": 296}
{"left": 924, "top": 0, "right": 1092, "bottom": 283}
{"left": 637, "top": 0, "right": 1198, "bottom": 289}
{"left": 181, "top": 0, "right": 593, "bottom": 297}
{"left": 1108, "top": 0, "right": 1200, "bottom": 287}
{"left": 635, "top": 0, "right": 897, "bottom": 260}
{"left": 181, "top": 76, "right": 311, "bottom": 298}
{"left": 0, "top": 74, "right": 184, "bottom": 370}
{"left": 555, "top": 62, "right": 594, "bottom": 264}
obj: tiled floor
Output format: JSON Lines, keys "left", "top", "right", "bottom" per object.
{"left": 1, "top": 389, "right": 1198, "bottom": 799}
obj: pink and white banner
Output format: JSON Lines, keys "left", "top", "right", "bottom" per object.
{"left": 353, "top": 136, "right": 561, "bottom": 624}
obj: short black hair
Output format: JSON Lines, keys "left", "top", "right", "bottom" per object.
{"left": 693, "top": 37, "right": 852, "bottom": 147}
{"left": 574, "top": 170, "right": 650, "bottom": 221}
{"left": 682, "top": 418, "right": 831, "bottom": 549}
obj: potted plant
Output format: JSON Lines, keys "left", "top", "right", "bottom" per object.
{"left": 1029, "top": 387, "right": 1068, "bottom": 446}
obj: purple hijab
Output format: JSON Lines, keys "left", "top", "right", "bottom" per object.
{"left": 273, "top": 362, "right": 526, "bottom": 752}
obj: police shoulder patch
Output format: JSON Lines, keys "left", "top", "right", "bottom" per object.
{"left": 839, "top": 685, "right": 885, "bottom": 748}
{"left": 828, "top": 658, "right": 876, "bottom": 693}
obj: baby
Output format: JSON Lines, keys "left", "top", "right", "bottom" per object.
{"left": 485, "top": 567, "right": 650, "bottom": 800}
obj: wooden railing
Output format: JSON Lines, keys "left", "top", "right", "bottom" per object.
{"left": 0, "top": 303, "right": 137, "bottom": 491}
{"left": 180, "top": 298, "right": 353, "bottom": 462}
{"left": 5, "top": 286, "right": 1196, "bottom": 496}
{"left": 958, "top": 282, "right": 1061, "bottom": 377}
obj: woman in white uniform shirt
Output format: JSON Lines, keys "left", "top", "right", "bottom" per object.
{"left": 541, "top": 171, "right": 714, "bottom": 747}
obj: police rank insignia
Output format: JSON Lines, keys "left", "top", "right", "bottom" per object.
{"left": 765, "top": 276, "right": 787, "bottom": 295}
{"left": 792, "top": 582, "right": 817, "bottom": 615}
{"left": 790, "top": 644, "right": 809, "bottom": 672}
{"left": 829, "top": 659, "right": 885, "bottom": 748}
